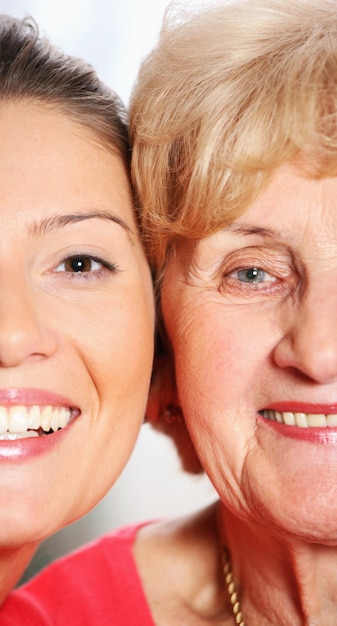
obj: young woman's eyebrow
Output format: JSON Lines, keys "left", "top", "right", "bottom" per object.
{"left": 28, "top": 210, "right": 133, "bottom": 238}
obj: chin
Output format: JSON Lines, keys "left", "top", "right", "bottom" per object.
{"left": 0, "top": 491, "right": 64, "bottom": 548}
{"left": 0, "top": 518, "right": 48, "bottom": 549}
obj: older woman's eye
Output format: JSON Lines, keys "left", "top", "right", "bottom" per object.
{"left": 234, "top": 268, "right": 276, "bottom": 283}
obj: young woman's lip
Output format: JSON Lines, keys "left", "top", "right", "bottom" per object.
{"left": 0, "top": 423, "right": 76, "bottom": 461}
{"left": 0, "top": 388, "right": 80, "bottom": 462}
{"left": 264, "top": 402, "right": 337, "bottom": 414}
{"left": 0, "top": 387, "right": 76, "bottom": 407}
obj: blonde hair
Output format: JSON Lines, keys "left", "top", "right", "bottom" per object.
{"left": 130, "top": 0, "right": 337, "bottom": 273}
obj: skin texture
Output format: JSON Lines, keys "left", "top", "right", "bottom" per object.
{"left": 140, "top": 161, "right": 337, "bottom": 624}
{"left": 162, "top": 161, "right": 337, "bottom": 539}
{"left": 0, "top": 100, "right": 154, "bottom": 600}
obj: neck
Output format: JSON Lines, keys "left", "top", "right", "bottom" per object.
{"left": 218, "top": 503, "right": 337, "bottom": 626}
{"left": 0, "top": 543, "right": 38, "bottom": 606}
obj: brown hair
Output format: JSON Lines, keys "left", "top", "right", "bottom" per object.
{"left": 0, "top": 14, "right": 129, "bottom": 165}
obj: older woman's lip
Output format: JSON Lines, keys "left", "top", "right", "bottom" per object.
{"left": 260, "top": 402, "right": 337, "bottom": 428}
{"left": 258, "top": 415, "right": 337, "bottom": 444}
{"left": 265, "top": 402, "right": 337, "bottom": 414}
{"left": 260, "top": 409, "right": 337, "bottom": 428}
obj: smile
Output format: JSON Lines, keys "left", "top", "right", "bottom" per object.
{"left": 0, "top": 405, "right": 72, "bottom": 440}
{"left": 260, "top": 410, "right": 337, "bottom": 428}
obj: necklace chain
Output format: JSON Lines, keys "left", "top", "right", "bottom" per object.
{"left": 223, "top": 548, "right": 246, "bottom": 626}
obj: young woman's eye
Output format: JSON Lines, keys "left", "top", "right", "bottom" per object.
{"left": 54, "top": 255, "right": 115, "bottom": 274}
{"left": 233, "top": 267, "right": 277, "bottom": 284}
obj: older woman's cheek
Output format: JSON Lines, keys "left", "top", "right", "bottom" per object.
{"left": 161, "top": 247, "right": 331, "bottom": 537}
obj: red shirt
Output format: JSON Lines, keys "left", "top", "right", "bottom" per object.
{"left": 0, "top": 524, "right": 155, "bottom": 625}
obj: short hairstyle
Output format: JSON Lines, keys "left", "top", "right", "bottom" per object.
{"left": 130, "top": 0, "right": 337, "bottom": 274}
{"left": 0, "top": 14, "right": 129, "bottom": 165}
{"left": 130, "top": 0, "right": 337, "bottom": 473}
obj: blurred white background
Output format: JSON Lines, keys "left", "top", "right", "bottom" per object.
{"left": 0, "top": 0, "right": 174, "bottom": 104}
{"left": 0, "top": 0, "right": 216, "bottom": 580}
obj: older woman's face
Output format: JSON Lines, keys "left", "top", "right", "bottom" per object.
{"left": 162, "top": 161, "right": 337, "bottom": 542}
{"left": 0, "top": 101, "right": 154, "bottom": 545}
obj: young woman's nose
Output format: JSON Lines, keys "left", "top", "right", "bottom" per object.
{"left": 0, "top": 285, "right": 57, "bottom": 368}
{"left": 273, "top": 285, "right": 337, "bottom": 384}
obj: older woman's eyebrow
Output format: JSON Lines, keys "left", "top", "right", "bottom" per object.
{"left": 28, "top": 210, "right": 134, "bottom": 240}
{"left": 225, "top": 223, "right": 278, "bottom": 238}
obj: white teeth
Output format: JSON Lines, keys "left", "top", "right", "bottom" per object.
{"left": 262, "top": 410, "right": 337, "bottom": 428}
{"left": 327, "top": 414, "right": 337, "bottom": 427}
{"left": 28, "top": 405, "right": 41, "bottom": 429}
{"left": 283, "top": 411, "right": 295, "bottom": 426}
{"left": 59, "top": 408, "right": 69, "bottom": 428}
{"left": 307, "top": 413, "right": 326, "bottom": 427}
{"left": 0, "top": 405, "right": 71, "bottom": 438}
{"left": 275, "top": 411, "right": 283, "bottom": 423}
{"left": 0, "top": 407, "right": 8, "bottom": 434}
{"left": 9, "top": 406, "right": 29, "bottom": 433}
{"left": 0, "top": 431, "right": 39, "bottom": 440}
{"left": 41, "top": 406, "right": 53, "bottom": 432}
{"left": 295, "top": 412, "right": 308, "bottom": 428}
{"left": 51, "top": 408, "right": 60, "bottom": 432}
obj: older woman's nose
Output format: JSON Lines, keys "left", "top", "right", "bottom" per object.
{"left": 273, "top": 290, "right": 337, "bottom": 384}
{"left": 0, "top": 287, "right": 57, "bottom": 368}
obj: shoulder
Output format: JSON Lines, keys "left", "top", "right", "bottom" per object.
{"left": 0, "top": 522, "right": 156, "bottom": 626}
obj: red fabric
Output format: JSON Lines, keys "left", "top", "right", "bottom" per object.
{"left": 0, "top": 524, "right": 156, "bottom": 625}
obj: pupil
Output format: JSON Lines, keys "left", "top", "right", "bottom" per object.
{"left": 71, "top": 257, "right": 86, "bottom": 272}
{"left": 247, "top": 268, "right": 259, "bottom": 280}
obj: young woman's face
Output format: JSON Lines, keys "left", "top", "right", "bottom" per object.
{"left": 161, "top": 161, "right": 337, "bottom": 543}
{"left": 0, "top": 101, "right": 154, "bottom": 545}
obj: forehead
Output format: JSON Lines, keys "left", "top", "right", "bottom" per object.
{"left": 0, "top": 97, "right": 126, "bottom": 164}
{"left": 235, "top": 162, "right": 337, "bottom": 231}
{"left": 0, "top": 100, "right": 136, "bottom": 229}
{"left": 167, "top": 162, "right": 337, "bottom": 273}
{"left": 0, "top": 99, "right": 123, "bottom": 173}
{"left": 0, "top": 100, "right": 100, "bottom": 151}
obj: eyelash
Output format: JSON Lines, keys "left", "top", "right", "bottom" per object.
{"left": 229, "top": 266, "right": 277, "bottom": 285}
{"left": 53, "top": 254, "right": 120, "bottom": 279}
{"left": 218, "top": 257, "right": 292, "bottom": 297}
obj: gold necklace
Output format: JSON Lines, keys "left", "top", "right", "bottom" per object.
{"left": 222, "top": 547, "right": 246, "bottom": 625}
